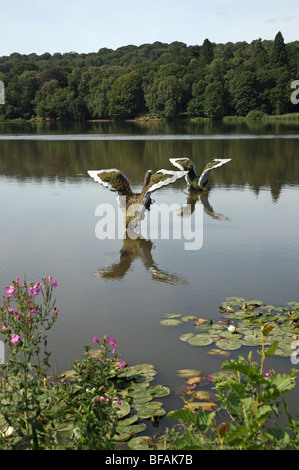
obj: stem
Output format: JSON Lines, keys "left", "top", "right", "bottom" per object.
{"left": 257, "top": 328, "right": 265, "bottom": 404}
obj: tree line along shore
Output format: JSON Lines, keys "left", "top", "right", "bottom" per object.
{"left": 0, "top": 32, "right": 298, "bottom": 122}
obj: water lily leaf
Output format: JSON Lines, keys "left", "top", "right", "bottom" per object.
{"left": 179, "top": 333, "right": 195, "bottom": 342}
{"left": 128, "top": 436, "right": 166, "bottom": 450}
{"left": 135, "top": 405, "right": 166, "bottom": 420}
{"left": 148, "top": 385, "right": 170, "bottom": 398}
{"left": 187, "top": 334, "right": 214, "bottom": 346}
{"left": 176, "top": 369, "right": 202, "bottom": 378}
{"left": 195, "top": 324, "right": 213, "bottom": 331}
{"left": 160, "top": 313, "right": 182, "bottom": 319}
{"left": 207, "top": 348, "right": 231, "bottom": 357}
{"left": 215, "top": 338, "right": 242, "bottom": 350}
{"left": 194, "top": 318, "right": 209, "bottom": 325}
{"left": 184, "top": 401, "right": 217, "bottom": 411}
{"left": 118, "top": 414, "right": 139, "bottom": 426}
{"left": 193, "top": 390, "right": 215, "bottom": 401}
{"left": 159, "top": 319, "right": 182, "bottom": 326}
{"left": 186, "top": 376, "right": 205, "bottom": 385}
{"left": 114, "top": 423, "right": 147, "bottom": 441}
{"left": 181, "top": 315, "right": 198, "bottom": 322}
{"left": 131, "top": 364, "right": 155, "bottom": 371}
{"left": 116, "top": 400, "right": 131, "bottom": 419}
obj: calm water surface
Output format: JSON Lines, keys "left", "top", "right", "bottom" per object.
{"left": 0, "top": 120, "right": 298, "bottom": 425}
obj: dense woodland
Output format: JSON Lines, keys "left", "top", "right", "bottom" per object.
{"left": 0, "top": 32, "right": 298, "bottom": 121}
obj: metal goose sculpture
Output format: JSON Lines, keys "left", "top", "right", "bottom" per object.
{"left": 169, "top": 157, "right": 231, "bottom": 190}
{"left": 87, "top": 168, "right": 188, "bottom": 232}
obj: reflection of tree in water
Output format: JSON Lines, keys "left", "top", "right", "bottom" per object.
{"left": 92, "top": 235, "right": 188, "bottom": 285}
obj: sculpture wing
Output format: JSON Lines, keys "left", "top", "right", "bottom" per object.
{"left": 87, "top": 169, "right": 132, "bottom": 196}
{"left": 198, "top": 158, "right": 231, "bottom": 187}
{"left": 144, "top": 169, "right": 188, "bottom": 194}
{"left": 169, "top": 157, "right": 195, "bottom": 172}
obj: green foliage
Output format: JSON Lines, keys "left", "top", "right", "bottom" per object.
{"left": 0, "top": 33, "right": 298, "bottom": 121}
{"left": 0, "top": 277, "right": 170, "bottom": 450}
{"left": 165, "top": 328, "right": 298, "bottom": 450}
{"left": 108, "top": 72, "right": 145, "bottom": 119}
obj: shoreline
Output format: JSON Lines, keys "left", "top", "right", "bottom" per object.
{"left": 0, "top": 112, "right": 299, "bottom": 125}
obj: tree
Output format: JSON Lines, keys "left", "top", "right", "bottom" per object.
{"left": 232, "top": 69, "right": 258, "bottom": 116}
{"left": 201, "top": 39, "right": 214, "bottom": 65}
{"left": 87, "top": 79, "right": 111, "bottom": 119}
{"left": 270, "top": 32, "right": 288, "bottom": 68}
{"left": 187, "top": 79, "right": 206, "bottom": 117}
{"left": 203, "top": 81, "right": 226, "bottom": 120}
{"left": 253, "top": 39, "right": 269, "bottom": 67}
{"left": 145, "top": 75, "right": 184, "bottom": 119}
{"left": 108, "top": 72, "right": 145, "bottom": 119}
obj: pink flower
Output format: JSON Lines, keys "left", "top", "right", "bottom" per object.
{"left": 2, "top": 324, "right": 7, "bottom": 332}
{"left": 10, "top": 334, "right": 20, "bottom": 344}
{"left": 47, "top": 276, "right": 52, "bottom": 282}
{"left": 99, "top": 396, "right": 104, "bottom": 402}
{"left": 53, "top": 280, "right": 58, "bottom": 288}
{"left": 109, "top": 338, "right": 117, "bottom": 347}
{"left": 6, "top": 285, "right": 15, "bottom": 297}
{"left": 29, "top": 283, "right": 40, "bottom": 297}
{"left": 93, "top": 337, "right": 99, "bottom": 344}
{"left": 119, "top": 361, "right": 126, "bottom": 371}
{"left": 117, "top": 397, "right": 122, "bottom": 406}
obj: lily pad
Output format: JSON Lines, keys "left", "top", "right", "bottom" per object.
{"left": 116, "top": 400, "right": 131, "bottom": 419}
{"left": 176, "top": 369, "right": 202, "bottom": 378}
{"left": 181, "top": 315, "right": 198, "bottom": 322}
{"left": 159, "top": 319, "right": 182, "bottom": 326}
{"left": 114, "top": 423, "right": 147, "bottom": 441}
{"left": 128, "top": 436, "right": 166, "bottom": 450}
{"left": 179, "top": 333, "right": 195, "bottom": 342}
{"left": 148, "top": 385, "right": 170, "bottom": 397}
{"left": 207, "top": 348, "right": 231, "bottom": 357}
{"left": 215, "top": 338, "right": 242, "bottom": 350}
{"left": 187, "top": 334, "right": 214, "bottom": 346}
{"left": 160, "top": 313, "right": 182, "bottom": 319}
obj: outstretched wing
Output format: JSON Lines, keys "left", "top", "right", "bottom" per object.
{"left": 144, "top": 169, "right": 188, "bottom": 194}
{"left": 198, "top": 158, "right": 231, "bottom": 187}
{"left": 169, "top": 157, "right": 198, "bottom": 183}
{"left": 87, "top": 169, "right": 132, "bottom": 196}
{"left": 140, "top": 169, "right": 188, "bottom": 212}
{"left": 169, "top": 157, "right": 195, "bottom": 172}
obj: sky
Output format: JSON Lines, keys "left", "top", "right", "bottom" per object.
{"left": 0, "top": 0, "right": 298, "bottom": 56}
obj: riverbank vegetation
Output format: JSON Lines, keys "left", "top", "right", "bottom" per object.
{"left": 1, "top": 276, "right": 299, "bottom": 450}
{"left": 0, "top": 32, "right": 298, "bottom": 122}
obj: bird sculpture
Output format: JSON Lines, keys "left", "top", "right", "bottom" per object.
{"left": 87, "top": 168, "right": 188, "bottom": 232}
{"left": 169, "top": 157, "right": 231, "bottom": 190}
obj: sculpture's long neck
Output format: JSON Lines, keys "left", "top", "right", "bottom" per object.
{"left": 141, "top": 170, "right": 153, "bottom": 194}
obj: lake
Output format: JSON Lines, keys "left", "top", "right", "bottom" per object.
{"left": 0, "top": 119, "right": 298, "bottom": 428}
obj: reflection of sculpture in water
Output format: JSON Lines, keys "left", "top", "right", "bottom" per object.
{"left": 169, "top": 157, "right": 231, "bottom": 190}
{"left": 169, "top": 156, "right": 231, "bottom": 222}
{"left": 87, "top": 167, "right": 187, "bottom": 232}
{"left": 176, "top": 190, "right": 231, "bottom": 223}
{"left": 92, "top": 235, "right": 188, "bottom": 285}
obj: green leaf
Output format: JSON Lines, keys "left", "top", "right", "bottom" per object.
{"left": 262, "top": 428, "right": 290, "bottom": 446}
{"left": 221, "top": 359, "right": 262, "bottom": 380}
{"left": 265, "top": 340, "right": 279, "bottom": 357}
{"left": 167, "top": 408, "right": 196, "bottom": 424}
{"left": 261, "top": 373, "right": 297, "bottom": 402}
{"left": 187, "top": 334, "right": 214, "bottom": 346}
{"left": 147, "top": 385, "right": 170, "bottom": 398}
